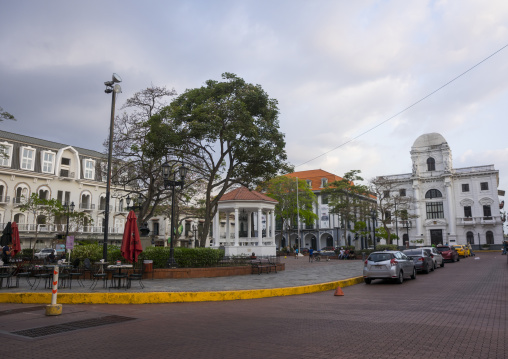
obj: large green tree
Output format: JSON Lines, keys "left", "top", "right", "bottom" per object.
{"left": 323, "top": 170, "right": 372, "bottom": 247}
{"left": 264, "top": 176, "right": 317, "bottom": 249}
{"left": 146, "top": 73, "right": 290, "bottom": 246}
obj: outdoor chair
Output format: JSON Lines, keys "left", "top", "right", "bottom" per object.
{"left": 0, "top": 266, "right": 16, "bottom": 289}
{"left": 127, "top": 261, "right": 144, "bottom": 289}
{"left": 68, "top": 259, "right": 84, "bottom": 289}
{"left": 91, "top": 263, "right": 108, "bottom": 290}
{"left": 110, "top": 266, "right": 128, "bottom": 290}
{"left": 33, "top": 266, "right": 52, "bottom": 289}
{"left": 14, "top": 263, "right": 34, "bottom": 289}
{"left": 57, "top": 266, "right": 70, "bottom": 288}
{"left": 83, "top": 258, "right": 93, "bottom": 280}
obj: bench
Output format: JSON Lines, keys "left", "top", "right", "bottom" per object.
{"left": 251, "top": 259, "right": 277, "bottom": 275}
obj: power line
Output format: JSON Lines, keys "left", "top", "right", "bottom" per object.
{"left": 296, "top": 42, "right": 508, "bottom": 168}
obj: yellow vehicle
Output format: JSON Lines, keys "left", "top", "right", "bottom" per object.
{"left": 464, "top": 244, "right": 472, "bottom": 257}
{"left": 451, "top": 245, "right": 467, "bottom": 258}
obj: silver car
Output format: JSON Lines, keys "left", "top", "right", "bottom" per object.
{"left": 363, "top": 250, "right": 416, "bottom": 284}
{"left": 421, "top": 247, "right": 444, "bottom": 269}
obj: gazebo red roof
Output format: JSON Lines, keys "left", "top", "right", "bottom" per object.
{"left": 219, "top": 186, "right": 278, "bottom": 203}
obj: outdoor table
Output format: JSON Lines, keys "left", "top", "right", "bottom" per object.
{"left": 94, "top": 262, "right": 110, "bottom": 274}
{"left": 107, "top": 264, "right": 133, "bottom": 289}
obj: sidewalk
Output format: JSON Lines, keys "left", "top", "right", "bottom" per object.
{"left": 0, "top": 257, "right": 365, "bottom": 304}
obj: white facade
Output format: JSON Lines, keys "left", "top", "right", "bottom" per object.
{"left": 0, "top": 130, "right": 208, "bottom": 250}
{"left": 378, "top": 133, "right": 504, "bottom": 249}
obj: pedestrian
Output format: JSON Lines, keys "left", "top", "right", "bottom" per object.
{"left": 502, "top": 241, "right": 508, "bottom": 255}
{"left": 295, "top": 248, "right": 299, "bottom": 259}
{"left": 1, "top": 242, "right": 12, "bottom": 264}
{"left": 339, "top": 247, "right": 345, "bottom": 259}
{"left": 309, "top": 248, "right": 314, "bottom": 262}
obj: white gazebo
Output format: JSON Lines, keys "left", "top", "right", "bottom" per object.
{"left": 212, "top": 186, "right": 278, "bottom": 257}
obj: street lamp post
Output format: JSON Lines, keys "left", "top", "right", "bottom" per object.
{"left": 193, "top": 224, "right": 198, "bottom": 248}
{"left": 370, "top": 209, "right": 377, "bottom": 251}
{"left": 103, "top": 73, "right": 122, "bottom": 261}
{"left": 394, "top": 201, "right": 399, "bottom": 247}
{"left": 162, "top": 161, "right": 188, "bottom": 268}
{"left": 403, "top": 220, "right": 412, "bottom": 249}
{"left": 126, "top": 195, "right": 142, "bottom": 212}
{"left": 64, "top": 201, "right": 75, "bottom": 238}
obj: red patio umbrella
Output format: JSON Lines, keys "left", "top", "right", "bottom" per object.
{"left": 10, "top": 222, "right": 21, "bottom": 257}
{"left": 121, "top": 211, "right": 143, "bottom": 263}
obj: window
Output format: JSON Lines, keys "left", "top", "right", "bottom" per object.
{"left": 480, "top": 182, "right": 489, "bottom": 191}
{"left": 321, "top": 178, "right": 328, "bottom": 187}
{"left": 41, "top": 151, "right": 55, "bottom": 174}
{"left": 464, "top": 206, "right": 472, "bottom": 218}
{"left": 321, "top": 194, "right": 328, "bottom": 205}
{"left": 83, "top": 159, "right": 95, "bottom": 180}
{"left": 466, "top": 231, "right": 474, "bottom": 244}
{"left": 61, "top": 158, "right": 70, "bottom": 166}
{"left": 426, "top": 202, "right": 444, "bottom": 219}
{"left": 383, "top": 190, "right": 390, "bottom": 198}
{"left": 399, "top": 189, "right": 406, "bottom": 197}
{"left": 20, "top": 146, "right": 35, "bottom": 171}
{"left": 483, "top": 205, "right": 492, "bottom": 217}
{"left": 462, "top": 184, "right": 469, "bottom": 192}
{"left": 427, "top": 157, "right": 435, "bottom": 171}
{"left": 400, "top": 209, "right": 408, "bottom": 220}
{"left": 306, "top": 180, "right": 312, "bottom": 188}
{"left": 425, "top": 189, "right": 442, "bottom": 199}
{"left": 0, "top": 142, "right": 13, "bottom": 167}
{"left": 385, "top": 211, "right": 391, "bottom": 221}
{"left": 486, "top": 231, "right": 494, "bottom": 244}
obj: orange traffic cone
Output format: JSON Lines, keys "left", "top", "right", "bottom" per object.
{"left": 334, "top": 287, "right": 344, "bottom": 296}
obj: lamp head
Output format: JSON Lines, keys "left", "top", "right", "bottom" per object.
{"left": 112, "top": 73, "right": 122, "bottom": 83}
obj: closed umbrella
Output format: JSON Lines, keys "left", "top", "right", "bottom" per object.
{"left": 11, "top": 222, "right": 21, "bottom": 257}
{"left": 0, "top": 222, "right": 12, "bottom": 247}
{"left": 121, "top": 211, "right": 143, "bottom": 263}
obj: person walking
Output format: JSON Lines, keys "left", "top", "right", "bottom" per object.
{"left": 309, "top": 248, "right": 314, "bottom": 262}
{"left": 295, "top": 248, "right": 299, "bottom": 259}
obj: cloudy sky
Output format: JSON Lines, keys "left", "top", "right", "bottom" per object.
{"left": 1, "top": 1, "right": 508, "bottom": 196}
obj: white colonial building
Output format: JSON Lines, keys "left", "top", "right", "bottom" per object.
{"left": 377, "top": 133, "right": 504, "bottom": 249}
{"left": 0, "top": 130, "right": 207, "bottom": 251}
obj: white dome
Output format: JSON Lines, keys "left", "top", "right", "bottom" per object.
{"left": 412, "top": 133, "right": 447, "bottom": 149}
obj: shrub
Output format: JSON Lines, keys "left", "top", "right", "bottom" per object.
{"left": 375, "top": 244, "right": 398, "bottom": 251}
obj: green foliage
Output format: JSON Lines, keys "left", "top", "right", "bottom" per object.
{"left": 15, "top": 248, "right": 34, "bottom": 258}
{"left": 375, "top": 244, "right": 398, "bottom": 251}
{"left": 376, "top": 227, "right": 398, "bottom": 242}
{"left": 69, "top": 243, "right": 225, "bottom": 268}
{"left": 264, "top": 176, "right": 317, "bottom": 231}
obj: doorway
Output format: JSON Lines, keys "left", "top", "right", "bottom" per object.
{"left": 430, "top": 229, "right": 443, "bottom": 246}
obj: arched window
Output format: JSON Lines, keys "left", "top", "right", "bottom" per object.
{"left": 425, "top": 189, "right": 442, "bottom": 199}
{"left": 486, "top": 231, "right": 494, "bottom": 244}
{"left": 427, "top": 157, "right": 436, "bottom": 171}
{"left": 466, "top": 231, "right": 474, "bottom": 244}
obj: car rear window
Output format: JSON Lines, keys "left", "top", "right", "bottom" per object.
{"left": 368, "top": 253, "right": 393, "bottom": 262}
{"left": 42, "top": 249, "right": 53, "bottom": 253}
{"left": 403, "top": 250, "right": 422, "bottom": 256}
{"left": 437, "top": 247, "right": 450, "bottom": 251}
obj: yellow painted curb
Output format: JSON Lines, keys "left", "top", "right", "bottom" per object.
{"left": 0, "top": 276, "right": 364, "bottom": 304}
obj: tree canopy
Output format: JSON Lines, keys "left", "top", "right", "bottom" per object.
{"left": 146, "top": 73, "right": 290, "bottom": 246}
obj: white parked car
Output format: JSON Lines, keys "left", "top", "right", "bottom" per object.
{"left": 421, "top": 247, "right": 444, "bottom": 269}
{"left": 35, "top": 248, "right": 56, "bottom": 259}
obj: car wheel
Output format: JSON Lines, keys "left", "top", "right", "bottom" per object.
{"left": 440, "top": 261, "right": 445, "bottom": 268}
{"left": 432, "top": 262, "right": 436, "bottom": 271}
{"left": 457, "top": 257, "right": 460, "bottom": 261}
{"left": 364, "top": 278, "right": 371, "bottom": 284}
{"left": 396, "top": 271, "right": 404, "bottom": 284}
{"left": 410, "top": 268, "right": 416, "bottom": 280}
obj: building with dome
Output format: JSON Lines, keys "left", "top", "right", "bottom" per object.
{"left": 376, "top": 133, "right": 504, "bottom": 249}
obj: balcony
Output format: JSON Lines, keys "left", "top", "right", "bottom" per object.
{"left": 461, "top": 217, "right": 476, "bottom": 226}
{"left": 481, "top": 216, "right": 495, "bottom": 225}
{"left": 12, "top": 197, "right": 27, "bottom": 206}
{"left": 59, "top": 170, "right": 75, "bottom": 179}
{"left": 79, "top": 203, "right": 95, "bottom": 211}
{"left": 0, "top": 195, "right": 10, "bottom": 204}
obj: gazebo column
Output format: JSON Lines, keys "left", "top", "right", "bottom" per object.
{"left": 234, "top": 208, "right": 239, "bottom": 246}
{"left": 258, "top": 209, "right": 263, "bottom": 245}
{"left": 226, "top": 211, "right": 230, "bottom": 244}
{"left": 247, "top": 211, "right": 252, "bottom": 239}
{"left": 271, "top": 210, "right": 276, "bottom": 238}
{"left": 213, "top": 211, "right": 220, "bottom": 248}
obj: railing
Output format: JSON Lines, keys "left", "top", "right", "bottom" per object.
{"left": 79, "top": 203, "right": 95, "bottom": 210}
{"left": 381, "top": 173, "right": 412, "bottom": 180}
{"left": 453, "top": 165, "right": 495, "bottom": 174}
{"left": 455, "top": 216, "right": 499, "bottom": 226}
{"left": 12, "top": 197, "right": 27, "bottom": 205}
{"left": 0, "top": 195, "right": 10, "bottom": 203}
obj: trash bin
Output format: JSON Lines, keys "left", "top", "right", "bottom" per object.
{"left": 143, "top": 260, "right": 153, "bottom": 273}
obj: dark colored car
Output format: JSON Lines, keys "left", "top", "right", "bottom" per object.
{"left": 436, "top": 245, "right": 460, "bottom": 262}
{"left": 402, "top": 249, "right": 434, "bottom": 274}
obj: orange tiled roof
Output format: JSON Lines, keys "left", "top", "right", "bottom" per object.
{"left": 285, "top": 169, "right": 344, "bottom": 191}
{"left": 219, "top": 186, "right": 278, "bottom": 203}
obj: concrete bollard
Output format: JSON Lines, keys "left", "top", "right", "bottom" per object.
{"left": 45, "top": 265, "right": 62, "bottom": 316}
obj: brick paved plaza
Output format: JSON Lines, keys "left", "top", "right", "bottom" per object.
{"left": 0, "top": 252, "right": 506, "bottom": 359}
